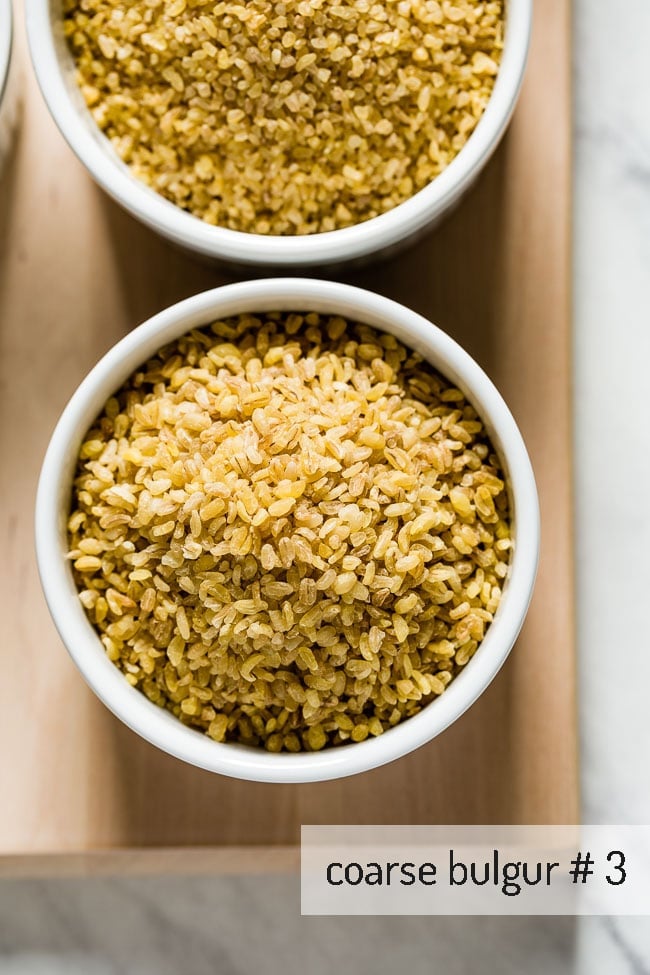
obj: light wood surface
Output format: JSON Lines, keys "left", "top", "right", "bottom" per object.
{"left": 0, "top": 0, "right": 576, "bottom": 869}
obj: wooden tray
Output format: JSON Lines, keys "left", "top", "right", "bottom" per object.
{"left": 0, "top": 0, "right": 576, "bottom": 874}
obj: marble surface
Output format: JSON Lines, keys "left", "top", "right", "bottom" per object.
{"left": 1, "top": 0, "right": 650, "bottom": 971}
{"left": 573, "top": 0, "right": 650, "bottom": 968}
{"left": 0, "top": 877, "right": 576, "bottom": 975}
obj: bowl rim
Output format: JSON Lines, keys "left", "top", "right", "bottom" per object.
{"left": 25, "top": 0, "right": 532, "bottom": 266}
{"left": 0, "top": 0, "right": 13, "bottom": 106}
{"left": 35, "top": 278, "right": 540, "bottom": 783}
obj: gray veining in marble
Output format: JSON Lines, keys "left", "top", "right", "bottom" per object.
{"left": 0, "top": 875, "right": 576, "bottom": 975}
{"left": 2, "top": 0, "right": 650, "bottom": 971}
{"left": 574, "top": 0, "right": 650, "bottom": 830}
{"left": 572, "top": 0, "right": 650, "bottom": 971}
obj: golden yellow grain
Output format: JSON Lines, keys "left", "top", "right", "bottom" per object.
{"left": 63, "top": 0, "right": 503, "bottom": 234}
{"left": 67, "top": 312, "right": 511, "bottom": 751}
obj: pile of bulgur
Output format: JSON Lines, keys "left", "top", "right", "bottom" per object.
{"left": 63, "top": 0, "right": 504, "bottom": 234}
{"left": 68, "top": 312, "right": 511, "bottom": 751}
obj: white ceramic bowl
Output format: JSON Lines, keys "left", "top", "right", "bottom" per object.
{"left": 0, "top": 0, "right": 15, "bottom": 167}
{"left": 26, "top": 0, "right": 532, "bottom": 268}
{"left": 36, "top": 279, "right": 539, "bottom": 783}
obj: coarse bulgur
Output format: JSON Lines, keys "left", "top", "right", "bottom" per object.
{"left": 68, "top": 312, "right": 512, "bottom": 751}
{"left": 63, "top": 0, "right": 504, "bottom": 235}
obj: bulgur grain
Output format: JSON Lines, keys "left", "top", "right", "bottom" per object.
{"left": 68, "top": 312, "right": 511, "bottom": 751}
{"left": 63, "top": 0, "right": 503, "bottom": 235}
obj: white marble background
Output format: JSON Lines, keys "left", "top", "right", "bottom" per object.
{"left": 573, "top": 0, "right": 650, "bottom": 969}
{"left": 2, "top": 0, "right": 650, "bottom": 971}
